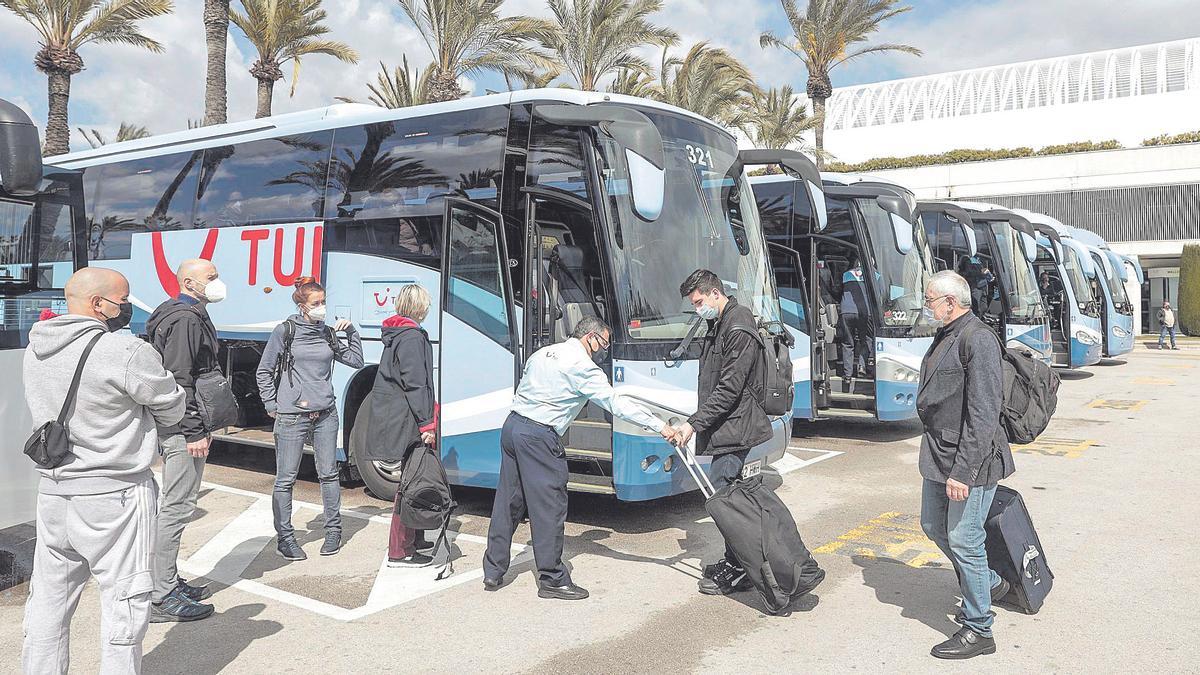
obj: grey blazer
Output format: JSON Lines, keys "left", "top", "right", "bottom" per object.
{"left": 916, "top": 313, "right": 1015, "bottom": 487}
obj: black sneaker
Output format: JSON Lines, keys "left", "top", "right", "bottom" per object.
{"left": 702, "top": 558, "right": 737, "bottom": 580}
{"left": 387, "top": 552, "right": 433, "bottom": 568}
{"left": 176, "top": 578, "right": 213, "bottom": 602}
{"left": 320, "top": 531, "right": 342, "bottom": 556}
{"left": 414, "top": 534, "right": 435, "bottom": 553}
{"left": 277, "top": 537, "right": 307, "bottom": 561}
{"left": 698, "top": 561, "right": 753, "bottom": 595}
{"left": 150, "top": 587, "right": 214, "bottom": 623}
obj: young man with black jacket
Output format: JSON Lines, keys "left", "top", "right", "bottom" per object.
{"left": 674, "top": 269, "right": 774, "bottom": 596}
{"left": 144, "top": 259, "right": 227, "bottom": 622}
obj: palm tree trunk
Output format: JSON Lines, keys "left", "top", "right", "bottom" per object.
{"left": 203, "top": 0, "right": 231, "bottom": 126}
{"left": 813, "top": 96, "right": 826, "bottom": 171}
{"left": 255, "top": 77, "right": 274, "bottom": 118}
{"left": 43, "top": 70, "right": 72, "bottom": 157}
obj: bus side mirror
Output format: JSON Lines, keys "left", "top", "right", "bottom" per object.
{"left": 537, "top": 104, "right": 665, "bottom": 222}
{"left": 0, "top": 98, "right": 43, "bottom": 196}
{"left": 1020, "top": 231, "right": 1038, "bottom": 262}
{"left": 876, "top": 195, "right": 914, "bottom": 255}
{"left": 807, "top": 181, "right": 828, "bottom": 232}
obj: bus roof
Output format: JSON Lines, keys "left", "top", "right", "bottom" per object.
{"left": 50, "top": 89, "right": 731, "bottom": 168}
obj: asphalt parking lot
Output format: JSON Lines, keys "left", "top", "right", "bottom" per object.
{"left": 2, "top": 347, "right": 1196, "bottom": 673}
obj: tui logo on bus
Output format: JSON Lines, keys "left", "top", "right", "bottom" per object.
{"left": 151, "top": 225, "right": 324, "bottom": 297}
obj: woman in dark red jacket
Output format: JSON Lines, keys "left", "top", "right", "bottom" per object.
{"left": 364, "top": 284, "right": 438, "bottom": 567}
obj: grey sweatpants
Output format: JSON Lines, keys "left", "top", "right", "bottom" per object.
{"left": 153, "top": 433, "right": 206, "bottom": 602}
{"left": 23, "top": 478, "right": 158, "bottom": 675}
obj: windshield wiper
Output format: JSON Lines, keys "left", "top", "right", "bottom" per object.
{"left": 667, "top": 314, "right": 705, "bottom": 365}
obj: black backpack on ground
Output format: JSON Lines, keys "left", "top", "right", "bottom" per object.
{"left": 398, "top": 443, "right": 457, "bottom": 579}
{"left": 960, "top": 324, "right": 1060, "bottom": 444}
{"left": 272, "top": 319, "right": 341, "bottom": 390}
{"left": 984, "top": 485, "right": 1053, "bottom": 614}
{"left": 730, "top": 325, "right": 795, "bottom": 417}
{"left": 675, "top": 447, "right": 823, "bottom": 615}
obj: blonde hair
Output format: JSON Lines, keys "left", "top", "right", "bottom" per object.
{"left": 394, "top": 283, "right": 432, "bottom": 322}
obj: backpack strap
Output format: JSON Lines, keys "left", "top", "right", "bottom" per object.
{"left": 274, "top": 320, "right": 297, "bottom": 389}
{"left": 59, "top": 332, "right": 105, "bottom": 425}
{"left": 957, "top": 321, "right": 1003, "bottom": 365}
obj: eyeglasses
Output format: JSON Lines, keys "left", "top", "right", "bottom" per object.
{"left": 590, "top": 333, "right": 610, "bottom": 349}
{"left": 924, "top": 294, "right": 951, "bottom": 307}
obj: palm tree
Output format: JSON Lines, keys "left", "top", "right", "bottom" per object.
{"left": 606, "top": 68, "right": 658, "bottom": 98}
{"left": 655, "top": 43, "right": 756, "bottom": 127}
{"left": 505, "top": 66, "right": 564, "bottom": 91}
{"left": 77, "top": 122, "right": 152, "bottom": 148}
{"left": 740, "top": 85, "right": 816, "bottom": 150}
{"left": 542, "top": 0, "right": 677, "bottom": 91}
{"left": 203, "top": 0, "right": 231, "bottom": 125}
{"left": 0, "top": 0, "right": 174, "bottom": 156}
{"left": 337, "top": 57, "right": 434, "bottom": 108}
{"left": 760, "top": 0, "right": 920, "bottom": 168}
{"left": 231, "top": 0, "right": 359, "bottom": 118}
{"left": 398, "top": 0, "right": 555, "bottom": 103}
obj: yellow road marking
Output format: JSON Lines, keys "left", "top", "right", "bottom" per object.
{"left": 1012, "top": 437, "right": 1096, "bottom": 458}
{"left": 813, "top": 512, "right": 947, "bottom": 568}
{"left": 1087, "top": 399, "right": 1148, "bottom": 412}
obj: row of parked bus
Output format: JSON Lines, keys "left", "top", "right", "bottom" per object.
{"left": 0, "top": 91, "right": 1143, "bottom": 530}
{"left": 748, "top": 170, "right": 1144, "bottom": 425}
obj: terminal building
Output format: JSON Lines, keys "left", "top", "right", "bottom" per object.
{"left": 822, "top": 38, "right": 1200, "bottom": 333}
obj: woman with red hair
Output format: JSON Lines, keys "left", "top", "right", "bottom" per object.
{"left": 257, "top": 277, "right": 364, "bottom": 561}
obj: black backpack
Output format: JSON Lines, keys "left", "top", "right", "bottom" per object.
{"left": 960, "top": 324, "right": 1060, "bottom": 444}
{"left": 398, "top": 443, "right": 457, "bottom": 579}
{"left": 730, "top": 325, "right": 795, "bottom": 417}
{"left": 272, "top": 319, "right": 340, "bottom": 389}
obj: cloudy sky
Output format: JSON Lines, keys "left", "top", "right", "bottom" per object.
{"left": 2, "top": 0, "right": 1198, "bottom": 151}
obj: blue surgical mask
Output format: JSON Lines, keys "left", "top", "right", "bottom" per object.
{"left": 697, "top": 302, "right": 719, "bottom": 321}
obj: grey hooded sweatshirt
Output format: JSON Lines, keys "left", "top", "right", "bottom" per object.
{"left": 256, "top": 315, "right": 364, "bottom": 414}
{"left": 24, "top": 315, "right": 186, "bottom": 495}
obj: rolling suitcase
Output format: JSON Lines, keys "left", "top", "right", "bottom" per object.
{"left": 674, "top": 444, "right": 824, "bottom": 614}
{"left": 984, "top": 485, "right": 1053, "bottom": 614}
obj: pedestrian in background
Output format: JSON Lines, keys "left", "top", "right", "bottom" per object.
{"left": 1158, "top": 301, "right": 1179, "bottom": 350}
{"left": 23, "top": 267, "right": 185, "bottom": 674}
{"left": 916, "top": 271, "right": 1015, "bottom": 660}
{"left": 257, "top": 277, "right": 364, "bottom": 561}
{"left": 483, "top": 316, "right": 676, "bottom": 600}
{"left": 363, "top": 284, "right": 438, "bottom": 568}
{"left": 144, "top": 258, "right": 226, "bottom": 622}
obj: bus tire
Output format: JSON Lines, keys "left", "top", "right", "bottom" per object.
{"left": 348, "top": 392, "right": 403, "bottom": 502}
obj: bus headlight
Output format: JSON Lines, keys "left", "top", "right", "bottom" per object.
{"left": 876, "top": 358, "right": 920, "bottom": 384}
{"left": 1074, "top": 330, "right": 1099, "bottom": 346}
{"left": 1112, "top": 326, "right": 1130, "bottom": 338}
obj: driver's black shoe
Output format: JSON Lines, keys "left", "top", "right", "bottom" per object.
{"left": 931, "top": 628, "right": 996, "bottom": 660}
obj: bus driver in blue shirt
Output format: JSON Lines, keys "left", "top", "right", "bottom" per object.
{"left": 483, "top": 316, "right": 678, "bottom": 600}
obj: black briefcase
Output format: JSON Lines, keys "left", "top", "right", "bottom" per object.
{"left": 984, "top": 485, "right": 1054, "bottom": 614}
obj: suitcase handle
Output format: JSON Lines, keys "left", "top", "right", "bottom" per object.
{"left": 673, "top": 440, "right": 716, "bottom": 498}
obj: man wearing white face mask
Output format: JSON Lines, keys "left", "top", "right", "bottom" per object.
{"left": 144, "top": 258, "right": 227, "bottom": 622}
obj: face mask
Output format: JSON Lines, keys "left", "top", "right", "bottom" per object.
{"left": 588, "top": 334, "right": 609, "bottom": 365}
{"left": 200, "top": 278, "right": 227, "bottom": 303}
{"left": 696, "top": 301, "right": 719, "bottom": 321}
{"left": 919, "top": 305, "right": 941, "bottom": 327}
{"left": 304, "top": 304, "right": 327, "bottom": 322}
{"left": 100, "top": 298, "right": 133, "bottom": 332}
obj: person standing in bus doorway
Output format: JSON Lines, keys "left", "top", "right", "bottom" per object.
{"left": 144, "top": 259, "right": 226, "bottom": 623}
{"left": 840, "top": 254, "right": 873, "bottom": 390}
{"left": 483, "top": 316, "right": 677, "bottom": 600}
{"left": 671, "top": 270, "right": 814, "bottom": 597}
{"left": 363, "top": 284, "right": 438, "bottom": 568}
{"left": 257, "top": 277, "right": 364, "bottom": 561}
{"left": 1158, "top": 301, "right": 1179, "bottom": 350}
{"left": 917, "top": 271, "right": 1015, "bottom": 660}
{"left": 23, "top": 268, "right": 185, "bottom": 674}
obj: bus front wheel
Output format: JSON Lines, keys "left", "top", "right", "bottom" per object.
{"left": 348, "top": 393, "right": 403, "bottom": 502}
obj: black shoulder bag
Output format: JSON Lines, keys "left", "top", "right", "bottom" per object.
{"left": 24, "top": 332, "right": 105, "bottom": 469}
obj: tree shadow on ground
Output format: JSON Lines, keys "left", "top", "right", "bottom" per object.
{"left": 143, "top": 603, "right": 282, "bottom": 675}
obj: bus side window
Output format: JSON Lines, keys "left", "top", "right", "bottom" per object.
{"left": 83, "top": 150, "right": 203, "bottom": 260}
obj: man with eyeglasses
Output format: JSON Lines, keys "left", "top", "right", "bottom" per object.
{"left": 916, "top": 271, "right": 1015, "bottom": 660}
{"left": 483, "top": 316, "right": 677, "bottom": 600}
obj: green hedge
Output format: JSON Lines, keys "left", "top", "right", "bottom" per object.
{"left": 1179, "top": 244, "right": 1200, "bottom": 337}
{"left": 826, "top": 140, "right": 1122, "bottom": 173}
{"left": 1142, "top": 130, "right": 1200, "bottom": 147}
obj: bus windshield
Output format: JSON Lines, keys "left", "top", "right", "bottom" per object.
{"left": 854, "top": 198, "right": 932, "bottom": 330}
{"left": 1100, "top": 255, "right": 1130, "bottom": 306}
{"left": 990, "top": 222, "right": 1041, "bottom": 320}
{"left": 1062, "top": 245, "right": 1097, "bottom": 309}
{"left": 598, "top": 109, "right": 779, "bottom": 340}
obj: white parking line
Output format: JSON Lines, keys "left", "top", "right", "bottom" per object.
{"left": 775, "top": 447, "right": 844, "bottom": 474}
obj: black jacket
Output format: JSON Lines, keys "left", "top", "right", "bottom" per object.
{"left": 362, "top": 321, "right": 435, "bottom": 462}
{"left": 916, "top": 312, "right": 1015, "bottom": 486}
{"left": 145, "top": 297, "right": 221, "bottom": 441}
{"left": 689, "top": 298, "right": 773, "bottom": 456}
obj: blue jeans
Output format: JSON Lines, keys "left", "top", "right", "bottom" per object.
{"left": 920, "top": 479, "right": 1001, "bottom": 637}
{"left": 1160, "top": 325, "right": 1177, "bottom": 348}
{"left": 273, "top": 408, "right": 341, "bottom": 540}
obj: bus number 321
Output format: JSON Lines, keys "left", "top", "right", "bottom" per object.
{"left": 685, "top": 144, "right": 715, "bottom": 168}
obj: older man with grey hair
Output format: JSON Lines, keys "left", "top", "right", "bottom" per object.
{"left": 915, "top": 271, "right": 1015, "bottom": 660}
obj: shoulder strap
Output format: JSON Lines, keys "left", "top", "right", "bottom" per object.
{"left": 282, "top": 319, "right": 295, "bottom": 350}
{"left": 58, "top": 332, "right": 105, "bottom": 425}
{"left": 324, "top": 325, "right": 339, "bottom": 354}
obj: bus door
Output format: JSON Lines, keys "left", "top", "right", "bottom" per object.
{"left": 1029, "top": 226, "right": 1070, "bottom": 366}
{"left": 437, "top": 198, "right": 519, "bottom": 488}
{"left": 985, "top": 212, "right": 1052, "bottom": 361}
{"left": 521, "top": 186, "right": 616, "bottom": 494}
{"left": 768, "top": 242, "right": 816, "bottom": 420}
